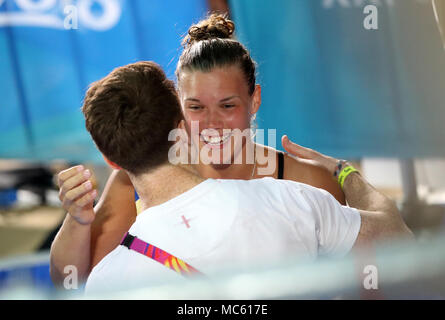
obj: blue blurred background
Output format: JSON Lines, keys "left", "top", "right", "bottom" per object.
{"left": 0, "top": 0, "right": 208, "bottom": 162}
{"left": 231, "top": 0, "right": 445, "bottom": 158}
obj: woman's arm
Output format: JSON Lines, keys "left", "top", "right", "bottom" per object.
{"left": 50, "top": 168, "right": 137, "bottom": 286}
{"left": 281, "top": 135, "right": 413, "bottom": 247}
{"left": 50, "top": 165, "right": 97, "bottom": 286}
{"left": 282, "top": 154, "right": 346, "bottom": 205}
{"left": 50, "top": 213, "right": 92, "bottom": 286}
{"left": 256, "top": 144, "right": 345, "bottom": 204}
{"left": 89, "top": 169, "right": 136, "bottom": 270}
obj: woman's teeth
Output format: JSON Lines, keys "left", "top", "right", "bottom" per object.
{"left": 202, "top": 133, "right": 231, "bottom": 145}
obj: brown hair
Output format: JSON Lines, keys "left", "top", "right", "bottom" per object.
{"left": 82, "top": 61, "right": 182, "bottom": 175}
{"left": 176, "top": 14, "right": 257, "bottom": 95}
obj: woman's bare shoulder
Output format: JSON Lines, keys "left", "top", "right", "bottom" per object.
{"left": 283, "top": 153, "right": 327, "bottom": 181}
{"left": 256, "top": 145, "right": 345, "bottom": 204}
{"left": 255, "top": 144, "right": 324, "bottom": 181}
{"left": 283, "top": 153, "right": 346, "bottom": 204}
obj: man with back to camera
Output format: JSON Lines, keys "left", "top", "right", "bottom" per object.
{"left": 51, "top": 61, "right": 413, "bottom": 293}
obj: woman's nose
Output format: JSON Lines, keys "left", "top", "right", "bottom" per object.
{"left": 205, "top": 109, "right": 223, "bottom": 128}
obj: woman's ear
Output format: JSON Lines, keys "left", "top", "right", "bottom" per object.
{"left": 251, "top": 84, "right": 261, "bottom": 115}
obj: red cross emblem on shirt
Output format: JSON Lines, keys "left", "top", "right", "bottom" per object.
{"left": 181, "top": 215, "right": 191, "bottom": 228}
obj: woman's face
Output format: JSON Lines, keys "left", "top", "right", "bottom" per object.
{"left": 178, "top": 65, "right": 260, "bottom": 167}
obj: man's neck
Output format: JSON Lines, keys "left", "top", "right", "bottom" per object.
{"left": 129, "top": 164, "right": 204, "bottom": 213}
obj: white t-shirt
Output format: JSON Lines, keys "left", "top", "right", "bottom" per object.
{"left": 85, "top": 177, "right": 361, "bottom": 294}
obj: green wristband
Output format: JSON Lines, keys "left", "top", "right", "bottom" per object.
{"left": 338, "top": 165, "right": 359, "bottom": 189}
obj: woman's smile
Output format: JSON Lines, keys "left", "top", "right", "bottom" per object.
{"left": 200, "top": 130, "right": 232, "bottom": 149}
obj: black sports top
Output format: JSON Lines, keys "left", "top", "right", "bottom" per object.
{"left": 277, "top": 151, "right": 284, "bottom": 179}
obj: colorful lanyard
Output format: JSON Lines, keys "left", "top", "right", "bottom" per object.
{"left": 120, "top": 232, "right": 202, "bottom": 277}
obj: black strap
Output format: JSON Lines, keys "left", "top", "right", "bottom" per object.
{"left": 121, "top": 233, "right": 135, "bottom": 249}
{"left": 278, "top": 152, "right": 284, "bottom": 179}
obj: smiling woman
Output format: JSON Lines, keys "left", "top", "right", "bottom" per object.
{"left": 178, "top": 65, "right": 261, "bottom": 172}
{"left": 50, "top": 14, "right": 346, "bottom": 285}
{"left": 171, "top": 14, "right": 346, "bottom": 190}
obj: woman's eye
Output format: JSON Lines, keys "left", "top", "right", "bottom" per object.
{"left": 188, "top": 105, "right": 202, "bottom": 110}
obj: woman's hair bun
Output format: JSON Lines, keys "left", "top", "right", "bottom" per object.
{"left": 183, "top": 14, "right": 235, "bottom": 47}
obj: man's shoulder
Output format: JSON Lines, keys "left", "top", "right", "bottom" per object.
{"left": 217, "top": 177, "right": 322, "bottom": 201}
{"left": 251, "top": 177, "right": 322, "bottom": 192}
{"left": 217, "top": 176, "right": 313, "bottom": 189}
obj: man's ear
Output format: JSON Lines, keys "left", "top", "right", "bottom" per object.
{"left": 102, "top": 155, "right": 122, "bottom": 170}
{"left": 251, "top": 84, "right": 261, "bottom": 115}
